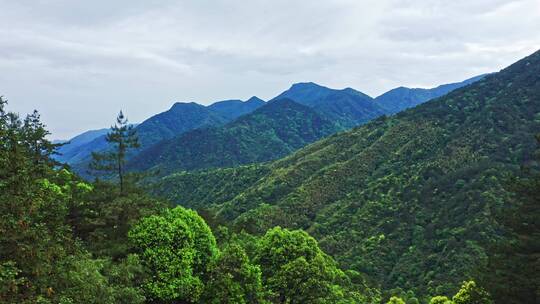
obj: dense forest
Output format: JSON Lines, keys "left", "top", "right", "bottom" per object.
{"left": 1, "top": 49, "right": 539, "bottom": 303}
{"left": 0, "top": 96, "right": 501, "bottom": 303}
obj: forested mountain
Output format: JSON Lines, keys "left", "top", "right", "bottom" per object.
{"left": 0, "top": 96, "right": 388, "bottom": 304}
{"left": 273, "top": 82, "right": 385, "bottom": 127}
{"left": 56, "top": 102, "right": 227, "bottom": 166}
{"left": 56, "top": 98, "right": 265, "bottom": 166}
{"left": 152, "top": 50, "right": 540, "bottom": 301}
{"left": 134, "top": 102, "right": 228, "bottom": 148}
{"left": 375, "top": 74, "right": 487, "bottom": 113}
{"left": 129, "top": 98, "right": 340, "bottom": 174}
{"left": 207, "top": 96, "right": 266, "bottom": 120}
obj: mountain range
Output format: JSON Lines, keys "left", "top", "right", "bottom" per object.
{"left": 54, "top": 97, "right": 265, "bottom": 165}
{"left": 128, "top": 98, "right": 340, "bottom": 174}
{"left": 150, "top": 50, "right": 540, "bottom": 298}
{"left": 57, "top": 74, "right": 486, "bottom": 176}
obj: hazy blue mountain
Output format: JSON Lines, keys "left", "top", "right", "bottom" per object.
{"left": 208, "top": 96, "right": 265, "bottom": 120}
{"left": 272, "top": 82, "right": 385, "bottom": 127}
{"left": 375, "top": 74, "right": 487, "bottom": 113}
{"left": 60, "top": 75, "right": 486, "bottom": 173}
{"left": 57, "top": 97, "right": 270, "bottom": 167}
{"left": 128, "top": 98, "right": 341, "bottom": 174}
{"left": 57, "top": 102, "right": 228, "bottom": 166}
{"left": 53, "top": 128, "right": 110, "bottom": 163}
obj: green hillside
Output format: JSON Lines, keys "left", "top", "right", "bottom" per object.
{"left": 129, "top": 98, "right": 341, "bottom": 174}
{"left": 153, "top": 50, "right": 540, "bottom": 299}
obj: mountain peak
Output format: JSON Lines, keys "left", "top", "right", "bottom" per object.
{"left": 246, "top": 96, "right": 265, "bottom": 104}
{"left": 288, "top": 82, "right": 330, "bottom": 92}
{"left": 170, "top": 101, "right": 202, "bottom": 111}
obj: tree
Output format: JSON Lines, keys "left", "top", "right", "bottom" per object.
{"left": 201, "top": 243, "right": 267, "bottom": 304}
{"left": 128, "top": 206, "right": 219, "bottom": 303}
{"left": 429, "top": 296, "right": 453, "bottom": 304}
{"left": 90, "top": 111, "right": 139, "bottom": 194}
{"left": 452, "top": 281, "right": 492, "bottom": 304}
{"left": 387, "top": 296, "right": 407, "bottom": 304}
{"left": 254, "top": 227, "right": 360, "bottom": 303}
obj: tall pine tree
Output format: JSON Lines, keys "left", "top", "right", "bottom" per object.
{"left": 90, "top": 111, "right": 139, "bottom": 194}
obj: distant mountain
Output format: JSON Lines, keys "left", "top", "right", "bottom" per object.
{"left": 135, "top": 102, "right": 227, "bottom": 148}
{"left": 57, "top": 102, "right": 228, "bottom": 166}
{"left": 60, "top": 76, "right": 485, "bottom": 174}
{"left": 272, "top": 82, "right": 385, "bottom": 127}
{"left": 152, "top": 50, "right": 540, "bottom": 298}
{"left": 53, "top": 128, "right": 110, "bottom": 163}
{"left": 58, "top": 98, "right": 267, "bottom": 167}
{"left": 208, "top": 96, "right": 265, "bottom": 120}
{"left": 129, "top": 98, "right": 340, "bottom": 174}
{"left": 375, "top": 74, "right": 487, "bottom": 113}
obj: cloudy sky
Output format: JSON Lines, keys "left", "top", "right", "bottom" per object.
{"left": 1, "top": 0, "right": 539, "bottom": 139}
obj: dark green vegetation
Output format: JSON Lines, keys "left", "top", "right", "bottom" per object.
{"left": 153, "top": 50, "right": 540, "bottom": 302}
{"left": 129, "top": 99, "right": 341, "bottom": 174}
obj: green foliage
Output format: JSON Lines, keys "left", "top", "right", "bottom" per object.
{"left": 452, "top": 281, "right": 492, "bottom": 304}
{"left": 387, "top": 296, "right": 406, "bottom": 304}
{"left": 151, "top": 164, "right": 270, "bottom": 209}
{"left": 128, "top": 206, "right": 219, "bottom": 302}
{"left": 70, "top": 180, "right": 168, "bottom": 258}
{"left": 429, "top": 296, "right": 453, "bottom": 304}
{"left": 255, "top": 227, "right": 369, "bottom": 303}
{"left": 0, "top": 100, "right": 164, "bottom": 303}
{"left": 202, "top": 244, "right": 267, "bottom": 304}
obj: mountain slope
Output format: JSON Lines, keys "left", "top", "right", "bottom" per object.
{"left": 59, "top": 98, "right": 268, "bottom": 168}
{"left": 153, "top": 50, "right": 540, "bottom": 298}
{"left": 273, "top": 82, "right": 385, "bottom": 127}
{"left": 134, "top": 102, "right": 227, "bottom": 148}
{"left": 60, "top": 102, "right": 228, "bottom": 168}
{"left": 53, "top": 128, "right": 109, "bottom": 163}
{"left": 208, "top": 96, "right": 265, "bottom": 120}
{"left": 375, "top": 74, "right": 487, "bottom": 113}
{"left": 129, "top": 99, "right": 341, "bottom": 174}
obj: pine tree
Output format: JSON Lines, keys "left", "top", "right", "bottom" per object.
{"left": 90, "top": 111, "right": 139, "bottom": 194}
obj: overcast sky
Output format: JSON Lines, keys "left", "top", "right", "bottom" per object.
{"left": 1, "top": 0, "right": 539, "bottom": 139}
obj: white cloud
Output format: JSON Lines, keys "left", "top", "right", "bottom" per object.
{"left": 0, "top": 0, "right": 538, "bottom": 138}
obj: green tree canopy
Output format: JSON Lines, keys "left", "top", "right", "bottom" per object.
{"left": 202, "top": 243, "right": 267, "bottom": 304}
{"left": 452, "top": 281, "right": 492, "bottom": 304}
{"left": 129, "top": 206, "right": 218, "bottom": 303}
{"left": 255, "top": 227, "right": 361, "bottom": 303}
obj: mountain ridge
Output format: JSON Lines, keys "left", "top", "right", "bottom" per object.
{"left": 128, "top": 98, "right": 341, "bottom": 174}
